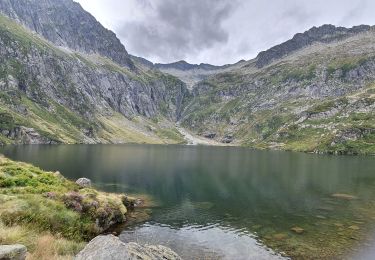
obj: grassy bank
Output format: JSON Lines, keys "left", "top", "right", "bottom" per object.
{"left": 0, "top": 155, "right": 135, "bottom": 259}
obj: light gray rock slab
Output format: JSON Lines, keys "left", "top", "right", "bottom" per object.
{"left": 0, "top": 244, "right": 27, "bottom": 260}
{"left": 75, "top": 235, "right": 181, "bottom": 260}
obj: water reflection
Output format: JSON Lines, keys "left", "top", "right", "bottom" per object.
{"left": 1, "top": 144, "right": 375, "bottom": 258}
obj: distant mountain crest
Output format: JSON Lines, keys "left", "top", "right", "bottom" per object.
{"left": 155, "top": 60, "right": 227, "bottom": 71}
{"left": 256, "top": 24, "right": 373, "bottom": 68}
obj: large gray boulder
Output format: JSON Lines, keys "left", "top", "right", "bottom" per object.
{"left": 75, "top": 235, "right": 181, "bottom": 260}
{"left": 0, "top": 244, "right": 27, "bottom": 260}
{"left": 75, "top": 178, "right": 92, "bottom": 188}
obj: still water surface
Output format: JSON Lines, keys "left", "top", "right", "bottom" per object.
{"left": 1, "top": 144, "right": 375, "bottom": 259}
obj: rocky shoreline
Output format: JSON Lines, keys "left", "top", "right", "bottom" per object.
{"left": 1, "top": 235, "right": 182, "bottom": 260}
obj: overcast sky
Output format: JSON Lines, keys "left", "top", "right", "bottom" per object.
{"left": 75, "top": 0, "right": 375, "bottom": 65}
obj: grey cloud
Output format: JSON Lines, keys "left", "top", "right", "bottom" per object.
{"left": 221, "top": 0, "right": 375, "bottom": 63}
{"left": 339, "top": 2, "right": 366, "bottom": 25}
{"left": 117, "top": 0, "right": 238, "bottom": 63}
{"left": 77, "top": 0, "right": 375, "bottom": 65}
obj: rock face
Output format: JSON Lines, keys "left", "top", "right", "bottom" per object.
{"left": 75, "top": 235, "right": 181, "bottom": 260}
{"left": 1, "top": 126, "right": 56, "bottom": 144}
{"left": 0, "top": 33, "right": 187, "bottom": 119}
{"left": 0, "top": 0, "right": 134, "bottom": 69}
{"left": 76, "top": 178, "right": 92, "bottom": 188}
{"left": 256, "top": 24, "right": 373, "bottom": 68}
{"left": 0, "top": 244, "right": 27, "bottom": 260}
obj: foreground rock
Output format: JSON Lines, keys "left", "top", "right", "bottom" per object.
{"left": 0, "top": 244, "right": 27, "bottom": 260}
{"left": 75, "top": 235, "right": 181, "bottom": 260}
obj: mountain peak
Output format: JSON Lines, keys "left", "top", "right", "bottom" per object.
{"left": 256, "top": 24, "right": 373, "bottom": 68}
{"left": 0, "top": 0, "right": 134, "bottom": 69}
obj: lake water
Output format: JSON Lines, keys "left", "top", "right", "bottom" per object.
{"left": 1, "top": 144, "right": 375, "bottom": 259}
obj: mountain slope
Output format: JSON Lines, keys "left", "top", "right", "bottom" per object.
{"left": 0, "top": 0, "right": 134, "bottom": 69}
{"left": 181, "top": 25, "right": 375, "bottom": 154}
{"left": 256, "top": 24, "right": 373, "bottom": 68}
{"left": 0, "top": 10, "right": 190, "bottom": 145}
{"left": 0, "top": 0, "right": 374, "bottom": 155}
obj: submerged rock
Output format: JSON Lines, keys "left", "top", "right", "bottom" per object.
{"left": 331, "top": 193, "right": 358, "bottom": 200}
{"left": 194, "top": 201, "right": 214, "bottom": 209}
{"left": 252, "top": 224, "right": 262, "bottom": 230}
{"left": 75, "top": 235, "right": 181, "bottom": 260}
{"left": 348, "top": 225, "right": 360, "bottom": 230}
{"left": 273, "top": 233, "right": 288, "bottom": 240}
{"left": 76, "top": 178, "right": 92, "bottom": 188}
{"left": 0, "top": 244, "right": 27, "bottom": 260}
{"left": 291, "top": 226, "right": 305, "bottom": 234}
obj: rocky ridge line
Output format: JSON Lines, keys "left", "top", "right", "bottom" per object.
{"left": 256, "top": 24, "right": 373, "bottom": 68}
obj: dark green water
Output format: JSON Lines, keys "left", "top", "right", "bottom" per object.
{"left": 1, "top": 144, "right": 375, "bottom": 259}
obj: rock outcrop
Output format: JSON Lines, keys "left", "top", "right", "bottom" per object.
{"left": 75, "top": 235, "right": 181, "bottom": 260}
{"left": 1, "top": 126, "right": 56, "bottom": 144}
{"left": 0, "top": 244, "right": 27, "bottom": 260}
